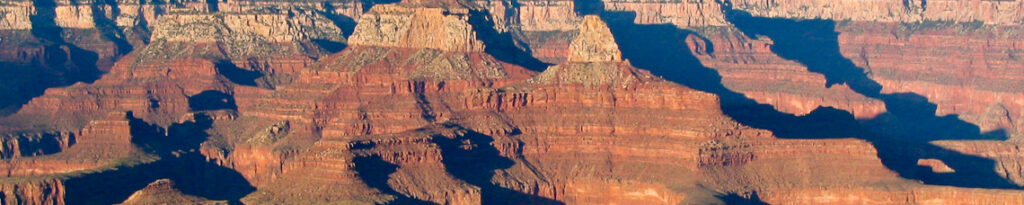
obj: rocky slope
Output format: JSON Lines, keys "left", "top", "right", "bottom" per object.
{"left": 118, "top": 179, "right": 226, "bottom": 205}
{"left": 235, "top": 3, "right": 535, "bottom": 203}
{"left": 1, "top": 0, "right": 1024, "bottom": 204}
{"left": 495, "top": 0, "right": 1024, "bottom": 191}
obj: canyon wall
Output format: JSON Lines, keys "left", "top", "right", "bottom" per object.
{"left": 0, "top": 0, "right": 1023, "bottom": 204}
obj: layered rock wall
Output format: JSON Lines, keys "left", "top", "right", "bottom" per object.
{"left": 730, "top": 0, "right": 1024, "bottom": 25}
{"left": 348, "top": 5, "right": 485, "bottom": 51}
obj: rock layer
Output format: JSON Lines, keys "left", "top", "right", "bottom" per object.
{"left": 348, "top": 4, "right": 485, "bottom": 51}
{"left": 1, "top": 0, "right": 1024, "bottom": 204}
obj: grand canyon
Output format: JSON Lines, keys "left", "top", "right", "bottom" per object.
{"left": 1, "top": 0, "right": 1023, "bottom": 204}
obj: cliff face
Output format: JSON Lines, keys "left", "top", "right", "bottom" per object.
{"left": 565, "top": 16, "right": 621, "bottom": 63}
{"left": 834, "top": 22, "right": 1024, "bottom": 138}
{"left": 348, "top": 5, "right": 485, "bottom": 51}
{"left": 498, "top": 1, "right": 1024, "bottom": 182}
{"left": 0, "top": 178, "right": 65, "bottom": 205}
{"left": 0, "top": 0, "right": 347, "bottom": 202}
{"left": 691, "top": 29, "right": 888, "bottom": 119}
{"left": 0, "top": 111, "right": 152, "bottom": 205}
{"left": 730, "top": 0, "right": 1024, "bottom": 25}
{"left": 0, "top": 111, "right": 141, "bottom": 178}
{"left": 465, "top": 16, "right": 1020, "bottom": 204}
{"left": 481, "top": 17, "right": 756, "bottom": 204}
{"left": 0, "top": 131, "right": 74, "bottom": 159}
{"left": 2, "top": 0, "right": 1024, "bottom": 204}
{"left": 150, "top": 13, "right": 344, "bottom": 44}
{"left": 236, "top": 4, "right": 537, "bottom": 203}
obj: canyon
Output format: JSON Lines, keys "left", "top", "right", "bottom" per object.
{"left": 0, "top": 0, "right": 1023, "bottom": 204}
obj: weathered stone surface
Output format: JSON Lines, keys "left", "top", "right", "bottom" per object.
{"left": 566, "top": 15, "right": 621, "bottom": 63}
{"left": 348, "top": 4, "right": 485, "bottom": 51}
{"left": 1, "top": 0, "right": 1024, "bottom": 204}
{"left": 692, "top": 29, "right": 888, "bottom": 119}
{"left": 150, "top": 12, "right": 344, "bottom": 43}
{"left": 0, "top": 3, "right": 34, "bottom": 30}
{"left": 730, "top": 0, "right": 1024, "bottom": 25}
{"left": 0, "top": 111, "right": 144, "bottom": 177}
{"left": 0, "top": 178, "right": 65, "bottom": 205}
{"left": 233, "top": 4, "right": 533, "bottom": 203}
{"left": 118, "top": 179, "right": 226, "bottom": 205}
{"left": 835, "top": 22, "right": 1024, "bottom": 138}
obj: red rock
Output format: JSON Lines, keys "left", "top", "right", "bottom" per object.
{"left": 1, "top": 0, "right": 1024, "bottom": 204}
{"left": 118, "top": 179, "right": 226, "bottom": 205}
{"left": 0, "top": 111, "right": 145, "bottom": 177}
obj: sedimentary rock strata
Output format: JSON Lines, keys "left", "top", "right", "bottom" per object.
{"left": 0, "top": 0, "right": 1023, "bottom": 204}
{"left": 348, "top": 4, "right": 485, "bottom": 51}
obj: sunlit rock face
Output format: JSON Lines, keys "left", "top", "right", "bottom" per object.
{"left": 2, "top": 0, "right": 1024, "bottom": 204}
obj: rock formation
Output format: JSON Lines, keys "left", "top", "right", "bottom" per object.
{"left": 235, "top": 3, "right": 535, "bottom": 203}
{"left": 0, "top": 0, "right": 1023, "bottom": 204}
{"left": 565, "top": 15, "right": 621, "bottom": 63}
{"left": 118, "top": 179, "right": 226, "bottom": 205}
{"left": 348, "top": 4, "right": 485, "bottom": 51}
{"left": 729, "top": 0, "right": 1024, "bottom": 26}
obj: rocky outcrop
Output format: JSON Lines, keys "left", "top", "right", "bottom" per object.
{"left": 150, "top": 13, "right": 344, "bottom": 44}
{"left": 234, "top": 3, "right": 534, "bottom": 203}
{"left": 3, "top": 0, "right": 348, "bottom": 128}
{"left": 0, "top": 111, "right": 144, "bottom": 177}
{"left": 758, "top": 186, "right": 1024, "bottom": 204}
{"left": 0, "top": 3, "right": 34, "bottom": 30}
{"left": 0, "top": 0, "right": 201, "bottom": 31}
{"left": 219, "top": 0, "right": 364, "bottom": 21}
{"left": 691, "top": 29, "right": 888, "bottom": 118}
{"left": 348, "top": 4, "right": 485, "bottom": 52}
{"left": 603, "top": 0, "right": 729, "bottom": 27}
{"left": 566, "top": 15, "right": 621, "bottom": 63}
{"left": 0, "top": 131, "right": 75, "bottom": 159}
{"left": 730, "top": 0, "right": 1024, "bottom": 25}
{"left": 1, "top": 0, "right": 1024, "bottom": 204}
{"left": 5, "top": 56, "right": 228, "bottom": 129}
{"left": 834, "top": 22, "right": 1024, "bottom": 138}
{"left": 478, "top": 0, "right": 581, "bottom": 32}
{"left": 460, "top": 17, "right": 760, "bottom": 204}
{"left": 0, "top": 178, "right": 65, "bottom": 205}
{"left": 118, "top": 179, "right": 225, "bottom": 205}
{"left": 245, "top": 126, "right": 489, "bottom": 204}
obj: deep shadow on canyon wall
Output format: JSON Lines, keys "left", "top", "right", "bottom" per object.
{"left": 348, "top": 125, "right": 563, "bottom": 203}
{"left": 574, "top": 0, "right": 1019, "bottom": 192}
{"left": 716, "top": 0, "right": 1015, "bottom": 189}
{"left": 352, "top": 155, "right": 434, "bottom": 204}
{"left": 468, "top": 9, "right": 551, "bottom": 72}
{"left": 432, "top": 124, "right": 563, "bottom": 205}
{"left": 0, "top": 0, "right": 116, "bottom": 116}
{"left": 65, "top": 100, "right": 254, "bottom": 204}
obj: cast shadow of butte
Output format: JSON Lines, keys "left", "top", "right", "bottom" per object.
{"left": 64, "top": 91, "right": 256, "bottom": 204}
{"left": 353, "top": 155, "right": 434, "bottom": 204}
{"left": 433, "top": 124, "right": 564, "bottom": 205}
{"left": 595, "top": 7, "right": 1019, "bottom": 189}
{"left": 0, "top": 0, "right": 104, "bottom": 116}
{"left": 351, "top": 124, "right": 562, "bottom": 204}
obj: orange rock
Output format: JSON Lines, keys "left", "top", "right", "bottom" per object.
{"left": 348, "top": 4, "right": 486, "bottom": 52}
{"left": 118, "top": 179, "right": 226, "bottom": 205}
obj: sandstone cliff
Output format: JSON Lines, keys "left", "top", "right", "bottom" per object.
{"left": 730, "top": 0, "right": 1024, "bottom": 25}
{"left": 565, "top": 15, "right": 621, "bottom": 63}
{"left": 0, "top": 0, "right": 1023, "bottom": 204}
{"left": 348, "top": 4, "right": 485, "bottom": 51}
{"left": 232, "top": 3, "right": 534, "bottom": 203}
